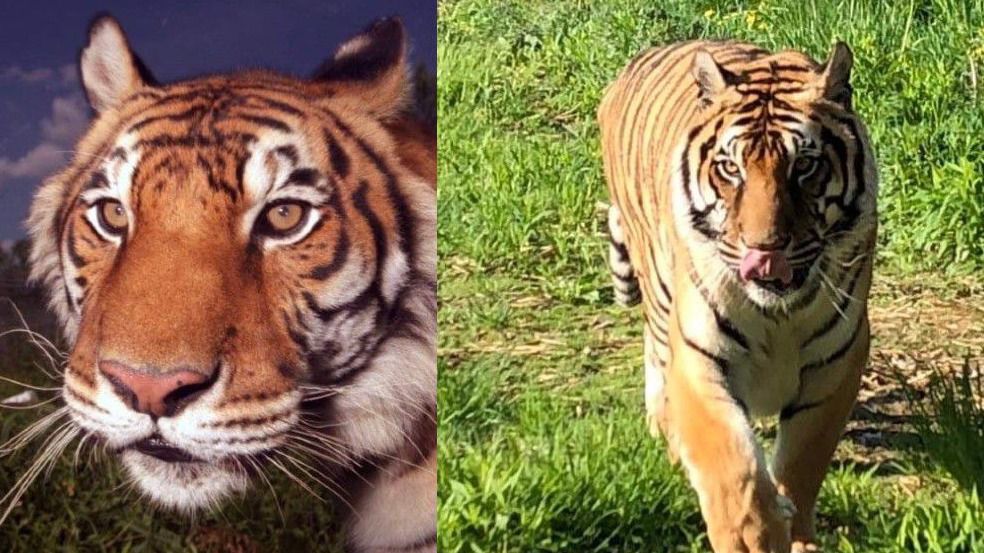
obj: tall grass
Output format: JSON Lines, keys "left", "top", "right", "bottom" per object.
{"left": 903, "top": 362, "right": 984, "bottom": 494}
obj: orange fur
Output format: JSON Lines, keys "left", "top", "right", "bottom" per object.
{"left": 600, "top": 41, "right": 877, "bottom": 552}
{"left": 27, "top": 16, "right": 436, "bottom": 553}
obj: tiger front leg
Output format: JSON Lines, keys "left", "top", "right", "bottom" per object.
{"left": 664, "top": 356, "right": 792, "bottom": 553}
{"left": 772, "top": 321, "right": 868, "bottom": 552}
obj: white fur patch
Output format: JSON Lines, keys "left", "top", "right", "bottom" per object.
{"left": 240, "top": 132, "right": 330, "bottom": 248}
{"left": 65, "top": 361, "right": 300, "bottom": 508}
{"left": 80, "top": 18, "right": 141, "bottom": 112}
{"left": 121, "top": 450, "right": 249, "bottom": 511}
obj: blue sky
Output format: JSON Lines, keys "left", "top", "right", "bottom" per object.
{"left": 0, "top": 0, "right": 437, "bottom": 242}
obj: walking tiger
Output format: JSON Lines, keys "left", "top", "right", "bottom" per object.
{"left": 599, "top": 40, "right": 877, "bottom": 552}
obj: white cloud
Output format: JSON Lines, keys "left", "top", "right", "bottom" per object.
{"left": 1, "top": 66, "right": 54, "bottom": 83}
{"left": 1, "top": 64, "right": 77, "bottom": 87}
{"left": 40, "top": 96, "right": 88, "bottom": 144}
{"left": 0, "top": 94, "right": 88, "bottom": 185}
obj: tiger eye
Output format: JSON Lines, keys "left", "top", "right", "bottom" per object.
{"left": 98, "top": 200, "right": 127, "bottom": 234}
{"left": 793, "top": 156, "right": 818, "bottom": 172}
{"left": 265, "top": 202, "right": 306, "bottom": 233}
{"left": 719, "top": 160, "right": 741, "bottom": 176}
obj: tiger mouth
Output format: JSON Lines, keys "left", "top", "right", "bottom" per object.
{"left": 126, "top": 435, "right": 201, "bottom": 464}
{"left": 748, "top": 265, "right": 812, "bottom": 294}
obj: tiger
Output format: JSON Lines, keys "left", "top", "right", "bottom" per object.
{"left": 22, "top": 15, "right": 436, "bottom": 553}
{"left": 598, "top": 41, "right": 877, "bottom": 552}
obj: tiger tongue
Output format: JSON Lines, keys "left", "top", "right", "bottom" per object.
{"left": 739, "top": 249, "right": 793, "bottom": 285}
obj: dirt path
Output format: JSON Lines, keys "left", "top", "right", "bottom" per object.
{"left": 842, "top": 274, "right": 984, "bottom": 466}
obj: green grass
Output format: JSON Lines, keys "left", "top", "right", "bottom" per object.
{"left": 438, "top": 0, "right": 984, "bottom": 551}
{"left": 904, "top": 362, "right": 984, "bottom": 494}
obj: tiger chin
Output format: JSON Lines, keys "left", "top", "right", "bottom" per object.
{"left": 26, "top": 14, "right": 436, "bottom": 553}
{"left": 600, "top": 41, "right": 876, "bottom": 553}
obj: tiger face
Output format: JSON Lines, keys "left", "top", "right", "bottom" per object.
{"left": 27, "top": 16, "right": 436, "bottom": 511}
{"left": 676, "top": 44, "right": 876, "bottom": 306}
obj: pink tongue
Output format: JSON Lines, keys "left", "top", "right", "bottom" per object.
{"left": 739, "top": 249, "right": 793, "bottom": 285}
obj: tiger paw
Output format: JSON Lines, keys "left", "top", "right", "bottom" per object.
{"left": 792, "top": 541, "right": 820, "bottom": 553}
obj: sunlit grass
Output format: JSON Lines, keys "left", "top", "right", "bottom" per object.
{"left": 439, "top": 0, "right": 984, "bottom": 551}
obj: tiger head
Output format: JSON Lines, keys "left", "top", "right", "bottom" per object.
{"left": 27, "top": 15, "right": 436, "bottom": 510}
{"left": 676, "top": 43, "right": 877, "bottom": 306}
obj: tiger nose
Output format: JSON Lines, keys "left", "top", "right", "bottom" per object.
{"left": 742, "top": 234, "right": 790, "bottom": 251}
{"left": 98, "top": 361, "right": 214, "bottom": 419}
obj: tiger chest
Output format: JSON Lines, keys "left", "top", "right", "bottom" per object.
{"left": 724, "top": 322, "right": 803, "bottom": 418}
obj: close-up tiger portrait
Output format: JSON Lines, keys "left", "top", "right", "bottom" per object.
{"left": 599, "top": 41, "right": 876, "bottom": 552}
{"left": 1, "top": 8, "right": 436, "bottom": 553}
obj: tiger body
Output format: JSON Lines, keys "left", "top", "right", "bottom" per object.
{"left": 599, "top": 41, "right": 876, "bottom": 552}
{"left": 25, "top": 16, "right": 435, "bottom": 553}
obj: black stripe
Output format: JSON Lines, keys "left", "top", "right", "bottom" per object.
{"left": 655, "top": 269, "right": 673, "bottom": 301}
{"left": 837, "top": 116, "right": 867, "bottom": 201}
{"left": 683, "top": 335, "right": 729, "bottom": 373}
{"left": 305, "top": 232, "right": 350, "bottom": 281}
{"left": 63, "top": 285, "right": 75, "bottom": 313}
{"left": 799, "top": 315, "right": 863, "bottom": 373}
{"left": 135, "top": 132, "right": 257, "bottom": 149}
{"left": 686, "top": 265, "right": 752, "bottom": 348}
{"left": 235, "top": 154, "right": 247, "bottom": 194}
{"left": 83, "top": 171, "right": 109, "bottom": 192}
{"left": 195, "top": 153, "right": 238, "bottom": 199}
{"left": 323, "top": 111, "right": 415, "bottom": 267}
{"left": 284, "top": 312, "right": 309, "bottom": 352}
{"left": 274, "top": 145, "right": 299, "bottom": 165}
{"left": 770, "top": 97, "right": 796, "bottom": 111}
{"left": 352, "top": 180, "right": 389, "bottom": 292}
{"left": 610, "top": 237, "right": 630, "bottom": 260}
{"left": 285, "top": 168, "right": 322, "bottom": 188}
{"left": 801, "top": 262, "right": 865, "bottom": 349}
{"left": 820, "top": 127, "right": 850, "bottom": 203}
{"left": 237, "top": 114, "right": 291, "bottom": 132}
{"left": 712, "top": 309, "right": 750, "bottom": 350}
{"left": 109, "top": 148, "right": 128, "bottom": 162}
{"left": 128, "top": 106, "right": 207, "bottom": 132}
{"left": 744, "top": 64, "right": 813, "bottom": 74}
{"left": 737, "top": 98, "right": 765, "bottom": 113}
{"left": 612, "top": 272, "right": 636, "bottom": 286}
{"left": 324, "top": 129, "right": 351, "bottom": 178}
{"left": 651, "top": 312, "right": 669, "bottom": 336}
{"left": 679, "top": 125, "right": 703, "bottom": 209}
{"left": 302, "top": 285, "right": 378, "bottom": 323}
{"left": 779, "top": 399, "right": 824, "bottom": 421}
{"left": 768, "top": 113, "right": 805, "bottom": 125}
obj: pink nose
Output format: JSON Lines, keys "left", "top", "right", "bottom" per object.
{"left": 99, "top": 361, "right": 213, "bottom": 419}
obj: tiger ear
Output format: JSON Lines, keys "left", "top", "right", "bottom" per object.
{"left": 813, "top": 42, "right": 853, "bottom": 107}
{"left": 80, "top": 15, "right": 156, "bottom": 113}
{"left": 692, "top": 50, "right": 733, "bottom": 99}
{"left": 312, "top": 17, "right": 409, "bottom": 119}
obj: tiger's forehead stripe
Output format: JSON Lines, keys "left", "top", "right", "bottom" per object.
{"left": 54, "top": 80, "right": 363, "bottom": 219}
